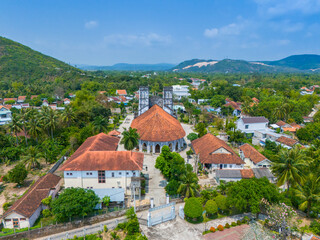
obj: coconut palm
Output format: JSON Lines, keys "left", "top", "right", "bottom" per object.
{"left": 41, "top": 107, "right": 58, "bottom": 139}
{"left": 271, "top": 147, "right": 308, "bottom": 191}
{"left": 19, "top": 108, "right": 30, "bottom": 146}
{"left": 8, "top": 113, "right": 23, "bottom": 145}
{"left": 93, "top": 116, "right": 108, "bottom": 134}
{"left": 177, "top": 171, "right": 199, "bottom": 198}
{"left": 120, "top": 127, "right": 140, "bottom": 150}
{"left": 295, "top": 172, "right": 320, "bottom": 217}
{"left": 22, "top": 146, "right": 41, "bottom": 170}
{"left": 27, "top": 111, "right": 42, "bottom": 144}
{"left": 61, "top": 105, "right": 75, "bottom": 127}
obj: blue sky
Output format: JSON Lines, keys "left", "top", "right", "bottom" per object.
{"left": 1, "top": 0, "right": 320, "bottom": 65}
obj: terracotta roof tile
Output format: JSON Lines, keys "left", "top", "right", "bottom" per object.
{"left": 3, "top": 173, "right": 61, "bottom": 218}
{"left": 3, "top": 98, "right": 17, "bottom": 102}
{"left": 31, "top": 95, "right": 38, "bottom": 100}
{"left": 60, "top": 151, "right": 144, "bottom": 171}
{"left": 240, "top": 143, "right": 268, "bottom": 164}
{"left": 252, "top": 97, "right": 259, "bottom": 103}
{"left": 275, "top": 120, "right": 286, "bottom": 127}
{"left": 131, "top": 105, "right": 185, "bottom": 142}
{"left": 108, "top": 130, "right": 121, "bottom": 137}
{"left": 282, "top": 127, "right": 296, "bottom": 132}
{"left": 240, "top": 169, "right": 255, "bottom": 179}
{"left": 290, "top": 123, "right": 302, "bottom": 129}
{"left": 116, "top": 90, "right": 127, "bottom": 95}
{"left": 191, "top": 133, "right": 244, "bottom": 165}
{"left": 276, "top": 136, "right": 298, "bottom": 147}
{"left": 18, "top": 96, "right": 26, "bottom": 101}
{"left": 224, "top": 101, "right": 241, "bottom": 110}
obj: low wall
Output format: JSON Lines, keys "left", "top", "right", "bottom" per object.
{"left": 1, "top": 204, "right": 150, "bottom": 240}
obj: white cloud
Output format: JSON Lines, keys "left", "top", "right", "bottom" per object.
{"left": 204, "top": 21, "right": 247, "bottom": 38}
{"left": 103, "top": 33, "right": 171, "bottom": 46}
{"left": 254, "top": 0, "right": 320, "bottom": 16}
{"left": 85, "top": 20, "right": 98, "bottom": 29}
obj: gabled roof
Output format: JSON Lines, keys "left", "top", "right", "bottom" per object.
{"left": 252, "top": 168, "right": 274, "bottom": 179}
{"left": 241, "top": 117, "right": 268, "bottom": 124}
{"left": 0, "top": 106, "right": 9, "bottom": 111}
{"left": 290, "top": 123, "right": 302, "bottom": 129}
{"left": 3, "top": 98, "right": 17, "bottom": 102}
{"left": 216, "top": 169, "right": 241, "bottom": 178}
{"left": 224, "top": 101, "right": 241, "bottom": 110}
{"left": 18, "top": 96, "right": 26, "bottom": 101}
{"left": 275, "top": 120, "right": 286, "bottom": 127}
{"left": 116, "top": 89, "right": 127, "bottom": 95}
{"left": 108, "top": 130, "right": 121, "bottom": 137}
{"left": 276, "top": 136, "right": 298, "bottom": 147}
{"left": 64, "top": 98, "right": 70, "bottom": 101}
{"left": 252, "top": 97, "right": 259, "bottom": 103}
{"left": 191, "top": 133, "right": 244, "bottom": 165}
{"left": 60, "top": 151, "right": 144, "bottom": 171}
{"left": 31, "top": 95, "right": 38, "bottom": 100}
{"left": 3, "top": 173, "right": 61, "bottom": 218}
{"left": 131, "top": 105, "right": 185, "bottom": 142}
{"left": 240, "top": 143, "right": 268, "bottom": 164}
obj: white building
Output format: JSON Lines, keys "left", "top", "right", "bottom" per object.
{"left": 2, "top": 173, "right": 61, "bottom": 229}
{"left": 236, "top": 117, "right": 269, "bottom": 136}
{"left": 0, "top": 106, "right": 12, "bottom": 125}
{"left": 239, "top": 143, "right": 272, "bottom": 168}
{"left": 172, "top": 85, "right": 190, "bottom": 100}
{"left": 192, "top": 133, "right": 245, "bottom": 169}
{"left": 59, "top": 133, "right": 144, "bottom": 202}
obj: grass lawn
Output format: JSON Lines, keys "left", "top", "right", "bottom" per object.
{"left": 208, "top": 127, "right": 220, "bottom": 136}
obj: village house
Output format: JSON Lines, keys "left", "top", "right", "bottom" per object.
{"left": 236, "top": 116, "right": 269, "bottom": 136}
{"left": 239, "top": 143, "right": 272, "bottom": 168}
{"left": 42, "top": 99, "right": 49, "bottom": 107}
{"left": 224, "top": 98, "right": 242, "bottom": 116}
{"left": 215, "top": 168, "right": 275, "bottom": 183}
{"left": 0, "top": 106, "right": 12, "bottom": 125}
{"left": 172, "top": 85, "right": 190, "bottom": 100}
{"left": 276, "top": 136, "right": 299, "bottom": 149}
{"left": 191, "top": 133, "right": 245, "bottom": 170}
{"left": 59, "top": 133, "right": 144, "bottom": 203}
{"left": 17, "top": 96, "right": 26, "bottom": 103}
{"left": 64, "top": 98, "right": 71, "bottom": 105}
{"left": 30, "top": 95, "right": 38, "bottom": 100}
{"left": 3, "top": 98, "right": 17, "bottom": 104}
{"left": 116, "top": 90, "right": 127, "bottom": 96}
{"left": 1, "top": 173, "right": 61, "bottom": 229}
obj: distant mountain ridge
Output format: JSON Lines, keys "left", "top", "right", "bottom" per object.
{"left": 78, "top": 63, "right": 176, "bottom": 71}
{"left": 172, "top": 55, "right": 320, "bottom": 73}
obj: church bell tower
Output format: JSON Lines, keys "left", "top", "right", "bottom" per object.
{"left": 138, "top": 86, "right": 149, "bottom": 116}
{"left": 163, "top": 86, "right": 173, "bottom": 116}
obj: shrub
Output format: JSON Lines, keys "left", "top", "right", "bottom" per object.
{"left": 225, "top": 223, "right": 230, "bottom": 229}
{"left": 104, "top": 225, "right": 108, "bottom": 232}
{"left": 205, "top": 200, "right": 218, "bottom": 217}
{"left": 310, "top": 220, "right": 320, "bottom": 235}
{"left": 202, "top": 230, "right": 211, "bottom": 235}
{"left": 215, "top": 195, "right": 227, "bottom": 213}
{"left": 126, "top": 219, "right": 140, "bottom": 235}
{"left": 42, "top": 209, "right": 52, "bottom": 217}
{"left": 237, "top": 220, "right": 241, "bottom": 225}
{"left": 210, "top": 227, "right": 216, "bottom": 232}
{"left": 231, "top": 222, "right": 237, "bottom": 227}
{"left": 217, "top": 225, "right": 224, "bottom": 231}
{"left": 115, "top": 222, "right": 127, "bottom": 230}
{"left": 241, "top": 219, "right": 246, "bottom": 224}
{"left": 3, "top": 202, "right": 12, "bottom": 211}
{"left": 184, "top": 197, "right": 203, "bottom": 220}
{"left": 243, "top": 216, "right": 250, "bottom": 222}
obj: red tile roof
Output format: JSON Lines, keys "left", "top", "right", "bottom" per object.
{"left": 98, "top": 91, "right": 106, "bottom": 94}
{"left": 275, "top": 121, "right": 287, "bottom": 127}
{"left": 31, "top": 95, "right": 38, "bottom": 100}
{"left": 276, "top": 136, "right": 298, "bottom": 147}
{"left": 290, "top": 123, "right": 302, "bottom": 129}
{"left": 224, "top": 101, "right": 241, "bottom": 110}
{"left": 3, "top": 173, "right": 61, "bottom": 218}
{"left": 131, "top": 105, "right": 186, "bottom": 142}
{"left": 60, "top": 151, "right": 144, "bottom": 171}
{"left": 3, "top": 98, "right": 17, "bottom": 102}
{"left": 18, "top": 96, "right": 26, "bottom": 101}
{"left": 240, "top": 143, "right": 268, "bottom": 164}
{"left": 0, "top": 106, "right": 9, "bottom": 111}
{"left": 252, "top": 97, "right": 259, "bottom": 103}
{"left": 108, "top": 130, "right": 121, "bottom": 136}
{"left": 240, "top": 169, "right": 255, "bottom": 179}
{"left": 191, "top": 133, "right": 244, "bottom": 165}
{"left": 116, "top": 89, "right": 127, "bottom": 95}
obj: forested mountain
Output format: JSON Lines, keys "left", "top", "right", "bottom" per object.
{"left": 172, "top": 55, "right": 320, "bottom": 73}
{"left": 0, "top": 36, "right": 79, "bottom": 82}
{"left": 78, "top": 63, "right": 176, "bottom": 71}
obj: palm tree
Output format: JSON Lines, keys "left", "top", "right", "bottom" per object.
{"left": 61, "top": 105, "right": 75, "bottom": 127}
{"left": 177, "top": 171, "right": 199, "bottom": 198}
{"left": 27, "top": 112, "right": 42, "bottom": 144}
{"left": 271, "top": 147, "right": 308, "bottom": 191}
{"left": 41, "top": 107, "right": 58, "bottom": 139}
{"left": 93, "top": 116, "right": 108, "bottom": 134}
{"left": 120, "top": 127, "right": 140, "bottom": 150}
{"left": 19, "top": 108, "right": 29, "bottom": 146}
{"left": 241, "top": 100, "right": 253, "bottom": 116}
{"left": 22, "top": 146, "right": 41, "bottom": 170}
{"left": 295, "top": 173, "right": 320, "bottom": 217}
{"left": 8, "top": 113, "right": 22, "bottom": 145}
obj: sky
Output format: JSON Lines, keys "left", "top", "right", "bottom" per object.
{"left": 1, "top": 0, "right": 320, "bottom": 65}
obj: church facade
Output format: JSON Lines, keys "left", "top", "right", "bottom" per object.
{"left": 132, "top": 86, "right": 186, "bottom": 154}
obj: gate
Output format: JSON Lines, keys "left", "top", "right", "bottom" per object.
{"left": 179, "top": 206, "right": 184, "bottom": 219}
{"left": 147, "top": 202, "right": 175, "bottom": 227}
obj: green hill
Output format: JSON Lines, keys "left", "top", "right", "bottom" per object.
{"left": 264, "top": 54, "right": 320, "bottom": 70}
{"left": 0, "top": 36, "right": 78, "bottom": 82}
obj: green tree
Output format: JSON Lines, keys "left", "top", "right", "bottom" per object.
{"left": 187, "top": 133, "right": 198, "bottom": 141}
{"left": 195, "top": 122, "right": 207, "bottom": 137}
{"left": 184, "top": 197, "right": 203, "bottom": 220}
{"left": 22, "top": 146, "right": 41, "bottom": 170}
{"left": 271, "top": 147, "right": 308, "bottom": 191}
{"left": 177, "top": 171, "right": 199, "bottom": 198}
{"left": 205, "top": 200, "right": 218, "bottom": 217}
{"left": 7, "top": 113, "right": 22, "bottom": 145}
{"left": 214, "top": 194, "right": 228, "bottom": 213}
{"left": 295, "top": 173, "right": 320, "bottom": 217}
{"left": 61, "top": 105, "right": 75, "bottom": 127}
{"left": 93, "top": 116, "right": 108, "bottom": 134}
{"left": 51, "top": 187, "right": 99, "bottom": 222}
{"left": 120, "top": 127, "right": 140, "bottom": 150}
{"left": 8, "top": 164, "right": 28, "bottom": 185}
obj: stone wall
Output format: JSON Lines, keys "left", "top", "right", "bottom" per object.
{"left": 1, "top": 204, "right": 150, "bottom": 240}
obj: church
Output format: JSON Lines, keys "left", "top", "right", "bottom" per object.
{"left": 131, "top": 86, "right": 186, "bottom": 154}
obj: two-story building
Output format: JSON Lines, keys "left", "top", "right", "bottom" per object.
{"left": 236, "top": 116, "right": 269, "bottom": 136}
{"left": 239, "top": 143, "right": 272, "bottom": 168}
{"left": 191, "top": 133, "right": 245, "bottom": 170}
{"left": 59, "top": 133, "right": 144, "bottom": 203}
{"left": 172, "top": 85, "right": 190, "bottom": 100}
{"left": 0, "top": 106, "right": 12, "bottom": 125}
